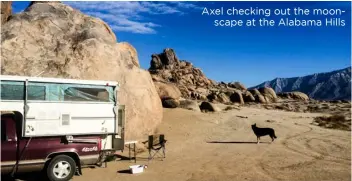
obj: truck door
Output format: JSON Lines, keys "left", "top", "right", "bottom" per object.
{"left": 112, "top": 105, "right": 125, "bottom": 151}
{"left": 1, "top": 113, "right": 18, "bottom": 174}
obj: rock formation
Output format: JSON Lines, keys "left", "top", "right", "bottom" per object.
{"left": 148, "top": 48, "right": 316, "bottom": 110}
{"left": 154, "top": 81, "right": 181, "bottom": 109}
{"left": 1, "top": 1, "right": 162, "bottom": 140}
{"left": 154, "top": 81, "right": 181, "bottom": 100}
{"left": 258, "top": 87, "right": 278, "bottom": 103}
{"left": 199, "top": 102, "right": 221, "bottom": 112}
{"left": 228, "top": 81, "right": 246, "bottom": 91}
{"left": 242, "top": 91, "right": 255, "bottom": 102}
{"left": 149, "top": 49, "right": 215, "bottom": 99}
{"left": 1, "top": 1, "right": 12, "bottom": 25}
{"left": 149, "top": 48, "right": 248, "bottom": 106}
{"left": 249, "top": 89, "right": 267, "bottom": 103}
{"left": 277, "top": 92, "right": 309, "bottom": 101}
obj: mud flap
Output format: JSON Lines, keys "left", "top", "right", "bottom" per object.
{"left": 76, "top": 166, "right": 82, "bottom": 176}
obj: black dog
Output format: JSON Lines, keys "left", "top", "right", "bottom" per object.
{"left": 251, "top": 123, "right": 277, "bottom": 144}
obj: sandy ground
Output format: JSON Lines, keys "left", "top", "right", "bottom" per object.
{"left": 71, "top": 107, "right": 351, "bottom": 181}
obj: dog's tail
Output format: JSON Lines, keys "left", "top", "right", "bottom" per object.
{"left": 273, "top": 133, "right": 277, "bottom": 139}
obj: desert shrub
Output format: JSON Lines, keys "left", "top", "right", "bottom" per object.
{"left": 224, "top": 106, "right": 238, "bottom": 111}
{"left": 313, "top": 114, "right": 351, "bottom": 131}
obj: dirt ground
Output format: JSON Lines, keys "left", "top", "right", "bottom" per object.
{"left": 71, "top": 107, "right": 351, "bottom": 181}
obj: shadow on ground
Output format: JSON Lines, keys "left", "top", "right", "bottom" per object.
{"left": 117, "top": 169, "right": 132, "bottom": 174}
{"left": 2, "top": 172, "right": 48, "bottom": 181}
{"left": 207, "top": 141, "right": 270, "bottom": 144}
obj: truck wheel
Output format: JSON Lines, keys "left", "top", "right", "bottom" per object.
{"left": 46, "top": 155, "right": 76, "bottom": 181}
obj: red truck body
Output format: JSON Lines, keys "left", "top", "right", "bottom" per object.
{"left": 1, "top": 112, "right": 108, "bottom": 181}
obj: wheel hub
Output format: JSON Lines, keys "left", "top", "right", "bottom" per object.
{"left": 53, "top": 161, "right": 71, "bottom": 179}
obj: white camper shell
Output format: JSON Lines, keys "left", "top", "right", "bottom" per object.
{"left": 0, "top": 75, "right": 125, "bottom": 147}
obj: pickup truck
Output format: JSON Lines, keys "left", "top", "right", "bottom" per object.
{"left": 1, "top": 111, "right": 110, "bottom": 181}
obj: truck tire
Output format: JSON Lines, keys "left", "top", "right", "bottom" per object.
{"left": 46, "top": 155, "right": 76, "bottom": 181}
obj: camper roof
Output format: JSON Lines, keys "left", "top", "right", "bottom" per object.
{"left": 0, "top": 75, "right": 119, "bottom": 86}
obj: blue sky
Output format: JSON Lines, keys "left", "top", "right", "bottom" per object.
{"left": 12, "top": 1, "right": 351, "bottom": 87}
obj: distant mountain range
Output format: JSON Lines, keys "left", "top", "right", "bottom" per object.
{"left": 250, "top": 67, "right": 351, "bottom": 101}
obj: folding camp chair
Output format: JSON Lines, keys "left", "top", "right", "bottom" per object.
{"left": 148, "top": 134, "right": 166, "bottom": 161}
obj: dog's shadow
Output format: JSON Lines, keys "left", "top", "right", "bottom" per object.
{"left": 206, "top": 141, "right": 271, "bottom": 144}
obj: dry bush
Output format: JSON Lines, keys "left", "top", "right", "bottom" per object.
{"left": 224, "top": 106, "right": 240, "bottom": 111}
{"left": 224, "top": 106, "right": 234, "bottom": 111}
{"left": 313, "top": 114, "right": 351, "bottom": 131}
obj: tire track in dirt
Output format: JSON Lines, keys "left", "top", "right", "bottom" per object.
{"left": 205, "top": 114, "right": 280, "bottom": 181}
{"left": 254, "top": 123, "right": 316, "bottom": 180}
{"left": 284, "top": 121, "right": 350, "bottom": 160}
{"left": 186, "top": 160, "right": 227, "bottom": 181}
{"left": 255, "top": 157, "right": 281, "bottom": 181}
{"left": 279, "top": 123, "right": 349, "bottom": 169}
{"left": 279, "top": 123, "right": 338, "bottom": 169}
{"left": 281, "top": 123, "right": 317, "bottom": 158}
{"left": 304, "top": 137, "right": 351, "bottom": 163}
{"left": 249, "top": 124, "right": 288, "bottom": 181}
{"left": 256, "top": 122, "right": 350, "bottom": 181}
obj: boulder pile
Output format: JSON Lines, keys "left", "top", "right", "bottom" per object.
{"left": 149, "top": 48, "right": 310, "bottom": 109}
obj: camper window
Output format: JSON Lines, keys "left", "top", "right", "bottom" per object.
{"left": 28, "top": 85, "right": 46, "bottom": 100}
{"left": 63, "top": 87, "right": 110, "bottom": 102}
{"left": 1, "top": 81, "right": 46, "bottom": 101}
{"left": 29, "top": 82, "right": 114, "bottom": 102}
{"left": 1, "top": 80, "right": 115, "bottom": 102}
{"left": 1, "top": 81, "right": 25, "bottom": 100}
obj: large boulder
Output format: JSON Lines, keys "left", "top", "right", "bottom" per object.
{"left": 242, "top": 91, "right": 255, "bottom": 102}
{"left": 195, "top": 87, "right": 209, "bottom": 96}
{"left": 1, "top": 1, "right": 12, "bottom": 25}
{"left": 228, "top": 81, "right": 246, "bottom": 91}
{"left": 206, "top": 91, "right": 231, "bottom": 104}
{"left": 118, "top": 70, "right": 163, "bottom": 139}
{"left": 199, "top": 102, "right": 221, "bottom": 112}
{"left": 217, "top": 92, "right": 231, "bottom": 103}
{"left": 249, "top": 89, "right": 266, "bottom": 103}
{"left": 163, "top": 48, "right": 179, "bottom": 66}
{"left": 154, "top": 81, "right": 181, "bottom": 100}
{"left": 1, "top": 2, "right": 162, "bottom": 140}
{"left": 258, "top": 87, "right": 277, "bottom": 103}
{"left": 277, "top": 91, "right": 309, "bottom": 101}
{"left": 230, "top": 90, "right": 244, "bottom": 104}
{"left": 116, "top": 42, "right": 139, "bottom": 68}
{"left": 150, "top": 54, "right": 163, "bottom": 70}
{"left": 155, "top": 81, "right": 181, "bottom": 109}
{"left": 162, "top": 98, "right": 180, "bottom": 108}
{"left": 150, "top": 48, "right": 179, "bottom": 70}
